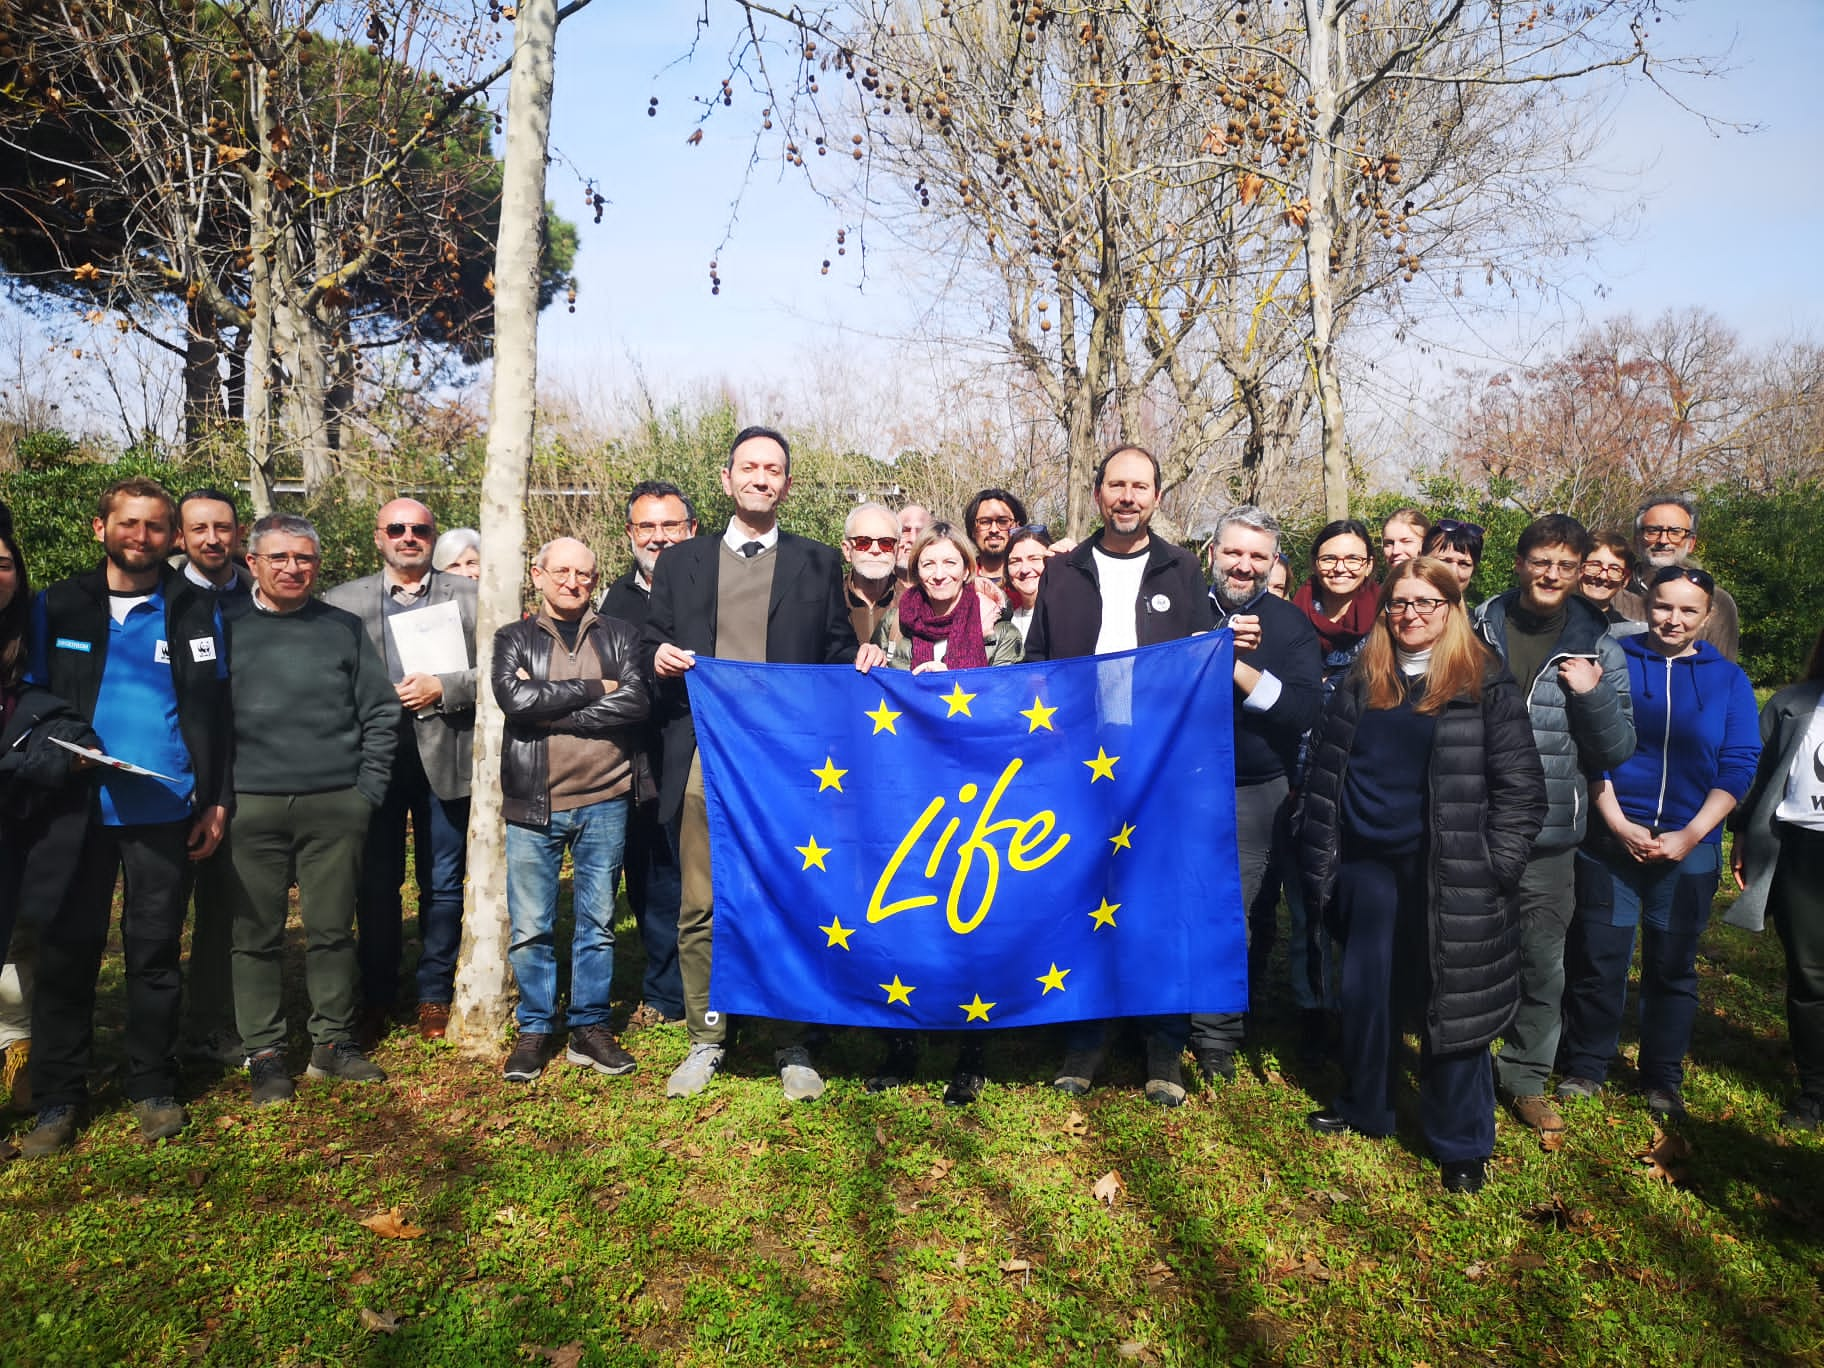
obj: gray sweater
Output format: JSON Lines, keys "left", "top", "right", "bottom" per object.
{"left": 227, "top": 598, "right": 403, "bottom": 803}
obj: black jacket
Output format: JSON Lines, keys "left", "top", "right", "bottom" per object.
{"left": 1299, "top": 658, "right": 1547, "bottom": 1053}
{"left": 492, "top": 610, "right": 651, "bottom": 828}
{"left": 643, "top": 532, "right": 857, "bottom": 823}
{"left": 1212, "top": 589, "right": 1325, "bottom": 785}
{"left": 1022, "top": 532, "right": 1213, "bottom": 661}
{"left": 31, "top": 562, "right": 231, "bottom": 812}
{"left": 0, "top": 685, "right": 100, "bottom": 963}
{"left": 599, "top": 569, "right": 651, "bottom": 628}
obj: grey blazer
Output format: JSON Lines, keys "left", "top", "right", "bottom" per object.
{"left": 1727, "top": 679, "right": 1824, "bottom": 931}
{"left": 323, "top": 570, "right": 478, "bottom": 801}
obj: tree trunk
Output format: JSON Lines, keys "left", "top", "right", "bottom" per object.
{"left": 182, "top": 295, "right": 223, "bottom": 453}
{"left": 243, "top": 4, "right": 280, "bottom": 517}
{"left": 1303, "top": 0, "right": 1350, "bottom": 523}
{"left": 450, "top": 0, "right": 558, "bottom": 1054}
{"left": 278, "top": 290, "right": 336, "bottom": 492}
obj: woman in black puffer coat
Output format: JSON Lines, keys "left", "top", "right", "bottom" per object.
{"left": 1300, "top": 557, "right": 1546, "bottom": 1193}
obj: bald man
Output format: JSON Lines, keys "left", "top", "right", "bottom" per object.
{"left": 325, "top": 497, "right": 478, "bottom": 1043}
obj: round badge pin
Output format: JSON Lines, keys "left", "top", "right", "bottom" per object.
{"left": 1150, "top": 594, "right": 1171, "bottom": 612}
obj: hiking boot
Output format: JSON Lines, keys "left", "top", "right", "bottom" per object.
{"left": 182, "top": 1029, "right": 246, "bottom": 1070}
{"left": 1440, "top": 1158, "right": 1488, "bottom": 1194}
{"left": 248, "top": 1048, "right": 295, "bottom": 1106}
{"left": 866, "top": 1033, "right": 920, "bottom": 1093}
{"left": 133, "top": 1096, "right": 187, "bottom": 1142}
{"left": 306, "top": 1042, "right": 387, "bottom": 1083}
{"left": 2, "top": 1039, "right": 30, "bottom": 1112}
{"left": 1779, "top": 1093, "right": 1824, "bottom": 1131}
{"left": 566, "top": 1024, "right": 637, "bottom": 1076}
{"left": 1194, "top": 1047, "right": 1237, "bottom": 1084}
{"left": 1555, "top": 1075, "right": 1603, "bottom": 1100}
{"left": 1145, "top": 1037, "right": 1187, "bottom": 1108}
{"left": 1052, "top": 1045, "right": 1105, "bottom": 1097}
{"left": 416, "top": 1002, "right": 451, "bottom": 1042}
{"left": 21, "top": 1104, "right": 78, "bottom": 1158}
{"left": 666, "top": 1042, "right": 725, "bottom": 1099}
{"left": 777, "top": 1044, "right": 825, "bottom": 1102}
{"left": 1506, "top": 1093, "right": 1565, "bottom": 1135}
{"left": 1641, "top": 1086, "right": 1686, "bottom": 1121}
{"left": 502, "top": 1033, "right": 552, "bottom": 1083}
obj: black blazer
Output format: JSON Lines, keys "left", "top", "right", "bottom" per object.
{"left": 643, "top": 531, "right": 858, "bottom": 821}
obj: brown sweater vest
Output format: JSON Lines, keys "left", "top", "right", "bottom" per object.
{"left": 715, "top": 540, "right": 775, "bottom": 662}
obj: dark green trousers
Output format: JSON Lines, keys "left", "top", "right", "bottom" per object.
{"left": 227, "top": 788, "right": 373, "bottom": 1052}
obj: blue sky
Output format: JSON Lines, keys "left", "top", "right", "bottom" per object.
{"left": 532, "top": 1, "right": 1824, "bottom": 403}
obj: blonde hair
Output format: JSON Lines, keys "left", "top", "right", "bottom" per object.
{"left": 1355, "top": 557, "right": 1489, "bottom": 716}
{"left": 910, "top": 523, "right": 977, "bottom": 587}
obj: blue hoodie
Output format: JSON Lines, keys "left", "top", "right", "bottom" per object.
{"left": 1607, "top": 634, "right": 1760, "bottom": 842}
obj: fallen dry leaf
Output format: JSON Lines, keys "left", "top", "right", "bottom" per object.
{"left": 952, "top": 1249, "right": 967, "bottom": 1273}
{"left": 1640, "top": 1127, "right": 1692, "bottom": 1185}
{"left": 359, "top": 1207, "right": 425, "bottom": 1240}
{"left": 874, "top": 1124, "right": 888, "bottom": 1148}
{"left": 1463, "top": 1261, "right": 1486, "bottom": 1280}
{"left": 1510, "top": 1253, "right": 1548, "bottom": 1272}
{"left": 524, "top": 1344, "right": 583, "bottom": 1368}
{"left": 358, "top": 1308, "right": 400, "bottom": 1334}
{"left": 1091, "top": 1170, "right": 1125, "bottom": 1206}
{"left": 1063, "top": 1110, "right": 1090, "bottom": 1137}
{"left": 1115, "top": 1341, "right": 1149, "bottom": 1360}
{"left": 998, "top": 1257, "right": 1031, "bottom": 1273}
{"left": 1539, "top": 1128, "right": 1566, "bottom": 1153}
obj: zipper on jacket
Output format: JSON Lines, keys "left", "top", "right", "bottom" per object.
{"left": 1653, "top": 655, "right": 1673, "bottom": 827}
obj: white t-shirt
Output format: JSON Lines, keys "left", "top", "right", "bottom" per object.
{"left": 1775, "top": 696, "right": 1824, "bottom": 832}
{"left": 1091, "top": 547, "right": 1148, "bottom": 655}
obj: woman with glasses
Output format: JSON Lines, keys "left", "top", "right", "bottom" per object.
{"left": 1577, "top": 530, "right": 1641, "bottom": 634}
{"left": 1730, "top": 625, "right": 1824, "bottom": 1130}
{"left": 1300, "top": 557, "right": 1546, "bottom": 1193}
{"left": 1000, "top": 525, "right": 1054, "bottom": 647}
{"left": 1421, "top": 519, "right": 1484, "bottom": 595}
{"left": 1558, "top": 566, "right": 1760, "bottom": 1120}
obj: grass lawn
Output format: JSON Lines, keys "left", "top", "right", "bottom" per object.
{"left": 3, "top": 877, "right": 1821, "bottom": 1367}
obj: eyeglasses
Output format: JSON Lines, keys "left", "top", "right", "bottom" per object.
{"left": 1640, "top": 524, "right": 1693, "bottom": 543}
{"left": 537, "top": 566, "right": 596, "bottom": 583}
{"left": 1316, "top": 554, "right": 1370, "bottom": 571}
{"left": 973, "top": 515, "right": 1015, "bottom": 530}
{"left": 1582, "top": 562, "right": 1628, "bottom": 581}
{"left": 1385, "top": 597, "right": 1449, "bottom": 618}
{"left": 382, "top": 522, "right": 434, "bottom": 540}
{"left": 1650, "top": 565, "right": 1715, "bottom": 593}
{"left": 630, "top": 520, "right": 691, "bottom": 539}
{"left": 1523, "top": 556, "right": 1582, "bottom": 577}
{"left": 846, "top": 535, "right": 898, "bottom": 553}
{"left": 253, "top": 552, "right": 319, "bottom": 567}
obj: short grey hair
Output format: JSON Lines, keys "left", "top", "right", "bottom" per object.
{"left": 248, "top": 513, "right": 320, "bottom": 555}
{"left": 1634, "top": 491, "right": 1698, "bottom": 536}
{"left": 532, "top": 537, "right": 595, "bottom": 571}
{"left": 432, "top": 527, "right": 480, "bottom": 570}
{"left": 843, "top": 501, "right": 899, "bottom": 539}
{"left": 1213, "top": 504, "right": 1282, "bottom": 558}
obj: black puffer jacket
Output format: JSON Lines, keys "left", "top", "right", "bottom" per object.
{"left": 1300, "top": 657, "right": 1547, "bottom": 1053}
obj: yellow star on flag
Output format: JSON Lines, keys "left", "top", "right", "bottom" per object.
{"left": 865, "top": 699, "right": 901, "bottom": 734}
{"left": 941, "top": 681, "right": 976, "bottom": 717}
{"left": 880, "top": 975, "right": 915, "bottom": 1005}
{"left": 796, "top": 836, "right": 831, "bottom": 871}
{"left": 1020, "top": 696, "right": 1057, "bottom": 732}
{"left": 811, "top": 756, "right": 847, "bottom": 792}
{"left": 1109, "top": 823, "right": 1135, "bottom": 853}
{"left": 1089, "top": 898, "right": 1120, "bottom": 929}
{"left": 1084, "top": 747, "right": 1119, "bottom": 782}
{"left": 960, "top": 993, "right": 995, "bottom": 1022}
{"left": 820, "top": 916, "right": 854, "bottom": 950}
{"left": 1037, "top": 963, "right": 1070, "bottom": 994}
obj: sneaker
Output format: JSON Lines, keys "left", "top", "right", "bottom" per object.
{"left": 1146, "top": 1037, "right": 1187, "bottom": 1107}
{"left": 182, "top": 1029, "right": 246, "bottom": 1070}
{"left": 566, "top": 1024, "right": 637, "bottom": 1076}
{"left": 1052, "top": 1045, "right": 1105, "bottom": 1097}
{"left": 1194, "top": 1048, "right": 1236, "bottom": 1084}
{"left": 2, "top": 1039, "right": 30, "bottom": 1112}
{"left": 776, "top": 1044, "right": 825, "bottom": 1102}
{"left": 666, "top": 1042, "right": 725, "bottom": 1099}
{"left": 248, "top": 1048, "right": 295, "bottom": 1106}
{"left": 133, "top": 1096, "right": 187, "bottom": 1142}
{"left": 1641, "top": 1086, "right": 1686, "bottom": 1121}
{"left": 1555, "top": 1075, "right": 1603, "bottom": 1100}
{"left": 21, "top": 1104, "right": 79, "bottom": 1157}
{"left": 1440, "top": 1158, "right": 1488, "bottom": 1194}
{"left": 866, "top": 1034, "right": 920, "bottom": 1093}
{"left": 944, "top": 1041, "right": 987, "bottom": 1107}
{"left": 1506, "top": 1093, "right": 1565, "bottom": 1134}
{"left": 1778, "top": 1093, "right": 1823, "bottom": 1131}
{"left": 502, "top": 1032, "right": 552, "bottom": 1083}
{"left": 306, "top": 1042, "right": 387, "bottom": 1083}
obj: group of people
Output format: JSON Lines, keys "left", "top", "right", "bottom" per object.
{"left": 0, "top": 437, "right": 1818, "bottom": 1196}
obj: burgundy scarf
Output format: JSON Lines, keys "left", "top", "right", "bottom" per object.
{"left": 1292, "top": 578, "right": 1379, "bottom": 654}
{"left": 899, "top": 583, "right": 990, "bottom": 670}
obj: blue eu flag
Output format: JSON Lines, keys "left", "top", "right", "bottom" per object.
{"left": 686, "top": 631, "right": 1246, "bottom": 1030}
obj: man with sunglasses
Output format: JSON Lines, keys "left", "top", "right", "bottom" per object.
{"left": 325, "top": 498, "right": 478, "bottom": 1044}
{"left": 841, "top": 503, "right": 903, "bottom": 645}
{"left": 1611, "top": 493, "right": 1739, "bottom": 662}
{"left": 1471, "top": 514, "right": 1635, "bottom": 1143}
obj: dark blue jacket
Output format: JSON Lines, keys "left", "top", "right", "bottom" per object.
{"left": 1607, "top": 634, "right": 1760, "bottom": 842}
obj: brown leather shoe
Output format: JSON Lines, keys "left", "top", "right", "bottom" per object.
{"left": 1508, "top": 1093, "right": 1565, "bottom": 1136}
{"left": 417, "top": 1002, "right": 451, "bottom": 1041}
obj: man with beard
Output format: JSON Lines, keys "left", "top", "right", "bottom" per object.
{"left": 1024, "top": 446, "right": 1214, "bottom": 1104}
{"left": 21, "top": 478, "right": 231, "bottom": 1154}
{"left": 599, "top": 480, "right": 698, "bottom": 1028}
{"left": 964, "top": 489, "right": 1028, "bottom": 591}
{"left": 326, "top": 498, "right": 478, "bottom": 1043}
{"left": 840, "top": 503, "right": 903, "bottom": 644}
{"left": 894, "top": 504, "right": 930, "bottom": 590}
{"left": 1611, "top": 493, "right": 1739, "bottom": 661}
{"left": 1189, "top": 505, "right": 1324, "bottom": 1083}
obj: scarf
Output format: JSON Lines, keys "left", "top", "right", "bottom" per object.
{"left": 898, "top": 582, "right": 990, "bottom": 670}
{"left": 1292, "top": 578, "right": 1379, "bottom": 654}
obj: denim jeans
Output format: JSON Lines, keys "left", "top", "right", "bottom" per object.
{"left": 625, "top": 797, "right": 683, "bottom": 1019}
{"left": 506, "top": 798, "right": 629, "bottom": 1034}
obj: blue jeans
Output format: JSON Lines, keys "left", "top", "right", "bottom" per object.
{"left": 625, "top": 798, "right": 683, "bottom": 1019}
{"left": 357, "top": 734, "right": 469, "bottom": 1008}
{"left": 506, "top": 798, "right": 629, "bottom": 1033}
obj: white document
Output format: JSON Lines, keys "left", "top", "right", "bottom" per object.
{"left": 387, "top": 599, "right": 470, "bottom": 677}
{"left": 51, "top": 737, "right": 180, "bottom": 783}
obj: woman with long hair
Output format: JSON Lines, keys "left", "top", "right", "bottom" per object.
{"left": 1731, "top": 625, "right": 1824, "bottom": 1129}
{"left": 1300, "top": 557, "right": 1546, "bottom": 1193}
{"left": 1000, "top": 524, "right": 1053, "bottom": 648}
{"left": 1557, "top": 566, "right": 1760, "bottom": 1120}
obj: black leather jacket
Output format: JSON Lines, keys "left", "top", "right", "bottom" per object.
{"left": 491, "top": 610, "right": 651, "bottom": 827}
